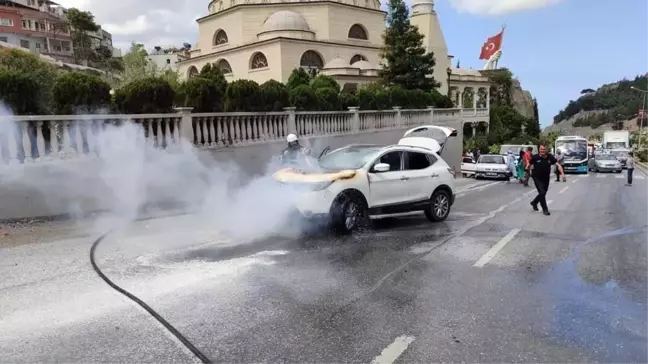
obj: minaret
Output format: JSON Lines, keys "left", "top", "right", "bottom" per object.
{"left": 410, "top": 0, "right": 450, "bottom": 95}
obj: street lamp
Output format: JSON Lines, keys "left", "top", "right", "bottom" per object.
{"left": 631, "top": 86, "right": 647, "bottom": 149}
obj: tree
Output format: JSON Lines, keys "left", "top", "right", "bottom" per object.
{"left": 52, "top": 72, "right": 111, "bottom": 114}
{"left": 122, "top": 43, "right": 155, "bottom": 84}
{"left": 287, "top": 68, "right": 311, "bottom": 89}
{"left": 66, "top": 8, "right": 100, "bottom": 65}
{"left": 0, "top": 48, "right": 57, "bottom": 113}
{"left": 379, "top": 0, "right": 438, "bottom": 91}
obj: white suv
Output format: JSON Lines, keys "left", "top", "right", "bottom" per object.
{"left": 272, "top": 126, "right": 458, "bottom": 233}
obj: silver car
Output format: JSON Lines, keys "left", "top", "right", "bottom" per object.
{"left": 475, "top": 154, "right": 511, "bottom": 180}
{"left": 588, "top": 154, "right": 622, "bottom": 173}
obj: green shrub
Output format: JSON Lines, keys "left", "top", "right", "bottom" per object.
{"left": 338, "top": 91, "right": 358, "bottom": 109}
{"left": 260, "top": 79, "right": 290, "bottom": 111}
{"left": 0, "top": 48, "right": 57, "bottom": 113}
{"left": 314, "top": 87, "right": 340, "bottom": 111}
{"left": 224, "top": 79, "right": 261, "bottom": 112}
{"left": 180, "top": 76, "right": 223, "bottom": 112}
{"left": 430, "top": 90, "right": 454, "bottom": 108}
{"left": 198, "top": 63, "right": 228, "bottom": 95}
{"left": 289, "top": 85, "right": 318, "bottom": 111}
{"left": 310, "top": 75, "right": 340, "bottom": 94}
{"left": 356, "top": 87, "right": 377, "bottom": 110}
{"left": 0, "top": 71, "right": 41, "bottom": 114}
{"left": 52, "top": 72, "right": 112, "bottom": 114}
{"left": 406, "top": 89, "right": 432, "bottom": 109}
{"left": 387, "top": 86, "right": 407, "bottom": 109}
{"left": 636, "top": 149, "right": 648, "bottom": 163}
{"left": 115, "top": 77, "right": 175, "bottom": 113}
{"left": 286, "top": 68, "right": 311, "bottom": 89}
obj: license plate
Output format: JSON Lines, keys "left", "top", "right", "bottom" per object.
{"left": 486, "top": 173, "right": 497, "bottom": 176}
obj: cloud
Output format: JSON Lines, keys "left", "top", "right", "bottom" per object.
{"left": 55, "top": 0, "right": 203, "bottom": 53}
{"left": 448, "top": 0, "right": 562, "bottom": 15}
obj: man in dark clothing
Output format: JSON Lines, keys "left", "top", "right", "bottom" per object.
{"left": 530, "top": 144, "right": 565, "bottom": 216}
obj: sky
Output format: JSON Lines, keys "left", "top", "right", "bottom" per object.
{"left": 54, "top": 0, "right": 648, "bottom": 127}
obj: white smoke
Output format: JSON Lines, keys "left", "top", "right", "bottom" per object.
{"left": 0, "top": 103, "right": 310, "bottom": 242}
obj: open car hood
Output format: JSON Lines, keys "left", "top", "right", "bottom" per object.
{"left": 273, "top": 168, "right": 356, "bottom": 183}
{"left": 398, "top": 125, "right": 458, "bottom": 154}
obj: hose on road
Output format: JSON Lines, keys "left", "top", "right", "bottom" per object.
{"left": 90, "top": 232, "right": 212, "bottom": 364}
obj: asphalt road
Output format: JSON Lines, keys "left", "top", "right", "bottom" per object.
{"left": 1, "top": 171, "right": 647, "bottom": 363}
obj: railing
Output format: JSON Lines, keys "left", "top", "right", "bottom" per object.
{"left": 0, "top": 106, "right": 489, "bottom": 165}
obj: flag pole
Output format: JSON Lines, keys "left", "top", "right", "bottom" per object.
{"left": 496, "top": 24, "right": 506, "bottom": 69}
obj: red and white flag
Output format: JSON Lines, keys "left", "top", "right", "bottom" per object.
{"left": 479, "top": 29, "right": 504, "bottom": 60}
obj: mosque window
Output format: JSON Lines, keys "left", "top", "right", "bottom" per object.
{"left": 300, "top": 50, "right": 324, "bottom": 69}
{"left": 187, "top": 66, "right": 199, "bottom": 78}
{"left": 350, "top": 54, "right": 367, "bottom": 64}
{"left": 217, "top": 59, "right": 232, "bottom": 74}
{"left": 348, "top": 24, "right": 368, "bottom": 40}
{"left": 250, "top": 52, "right": 268, "bottom": 69}
{"left": 213, "top": 29, "right": 228, "bottom": 45}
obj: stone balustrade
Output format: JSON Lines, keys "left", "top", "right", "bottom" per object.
{"left": 0, "top": 107, "right": 489, "bottom": 165}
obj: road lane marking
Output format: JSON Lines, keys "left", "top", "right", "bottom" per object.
{"left": 615, "top": 175, "right": 625, "bottom": 179}
{"left": 579, "top": 174, "right": 587, "bottom": 178}
{"left": 636, "top": 175, "right": 645, "bottom": 180}
{"left": 572, "top": 179, "right": 578, "bottom": 184}
{"left": 559, "top": 186, "right": 569, "bottom": 194}
{"left": 371, "top": 335, "right": 416, "bottom": 364}
{"left": 473, "top": 228, "right": 521, "bottom": 268}
{"left": 596, "top": 174, "right": 605, "bottom": 178}
{"left": 547, "top": 200, "right": 554, "bottom": 205}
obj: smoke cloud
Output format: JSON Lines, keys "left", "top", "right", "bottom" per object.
{"left": 0, "top": 104, "right": 313, "bottom": 242}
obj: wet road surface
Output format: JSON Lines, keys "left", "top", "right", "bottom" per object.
{"left": 1, "top": 172, "right": 647, "bottom": 363}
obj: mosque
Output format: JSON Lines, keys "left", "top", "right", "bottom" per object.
{"left": 177, "top": 0, "right": 491, "bottom": 108}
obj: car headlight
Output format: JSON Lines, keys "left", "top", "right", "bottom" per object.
{"left": 310, "top": 181, "right": 333, "bottom": 191}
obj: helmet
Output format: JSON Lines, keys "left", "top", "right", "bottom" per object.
{"left": 286, "top": 134, "right": 298, "bottom": 143}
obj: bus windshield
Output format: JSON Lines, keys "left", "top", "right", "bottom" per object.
{"left": 555, "top": 139, "right": 588, "bottom": 161}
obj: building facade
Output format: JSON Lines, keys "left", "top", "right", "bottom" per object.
{"left": 178, "top": 0, "right": 491, "bottom": 107}
{"left": 0, "top": 0, "right": 117, "bottom": 63}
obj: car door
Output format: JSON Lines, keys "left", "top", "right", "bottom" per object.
{"left": 403, "top": 151, "right": 436, "bottom": 202}
{"left": 367, "top": 151, "right": 406, "bottom": 207}
{"left": 461, "top": 157, "right": 476, "bottom": 176}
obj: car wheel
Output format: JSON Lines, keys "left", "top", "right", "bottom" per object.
{"left": 462, "top": 173, "right": 468, "bottom": 178}
{"left": 425, "top": 190, "right": 451, "bottom": 222}
{"left": 331, "top": 193, "right": 368, "bottom": 234}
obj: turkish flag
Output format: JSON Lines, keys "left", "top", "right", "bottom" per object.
{"left": 479, "top": 31, "right": 504, "bottom": 60}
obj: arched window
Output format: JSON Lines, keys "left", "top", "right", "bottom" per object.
{"left": 300, "top": 50, "right": 324, "bottom": 69}
{"left": 350, "top": 54, "right": 367, "bottom": 64}
{"left": 348, "top": 24, "right": 368, "bottom": 40}
{"left": 213, "top": 29, "right": 228, "bottom": 45}
{"left": 187, "top": 66, "right": 199, "bottom": 78}
{"left": 217, "top": 59, "right": 232, "bottom": 74}
{"left": 250, "top": 52, "right": 268, "bottom": 69}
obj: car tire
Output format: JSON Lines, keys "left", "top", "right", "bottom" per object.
{"left": 462, "top": 173, "right": 468, "bottom": 178}
{"left": 330, "top": 193, "right": 368, "bottom": 234}
{"left": 425, "top": 189, "right": 451, "bottom": 223}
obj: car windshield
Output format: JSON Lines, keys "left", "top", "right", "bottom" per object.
{"left": 318, "top": 145, "right": 383, "bottom": 170}
{"left": 610, "top": 150, "right": 628, "bottom": 158}
{"left": 556, "top": 140, "right": 588, "bottom": 161}
{"left": 478, "top": 155, "right": 505, "bottom": 164}
{"left": 596, "top": 154, "right": 617, "bottom": 160}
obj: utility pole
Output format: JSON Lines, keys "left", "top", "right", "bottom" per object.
{"left": 631, "top": 86, "right": 647, "bottom": 149}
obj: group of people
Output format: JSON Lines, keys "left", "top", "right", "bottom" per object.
{"left": 505, "top": 147, "right": 566, "bottom": 186}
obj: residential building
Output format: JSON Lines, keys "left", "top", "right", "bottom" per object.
{"left": 148, "top": 47, "right": 189, "bottom": 72}
{"left": 0, "top": 0, "right": 73, "bottom": 62}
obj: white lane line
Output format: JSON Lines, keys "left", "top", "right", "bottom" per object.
{"left": 636, "top": 175, "right": 646, "bottom": 180}
{"left": 473, "top": 228, "right": 521, "bottom": 268}
{"left": 596, "top": 174, "right": 606, "bottom": 178}
{"left": 371, "top": 335, "right": 416, "bottom": 364}
{"left": 547, "top": 200, "right": 554, "bottom": 205}
{"left": 559, "top": 186, "right": 569, "bottom": 194}
{"left": 524, "top": 190, "right": 536, "bottom": 196}
{"left": 615, "top": 174, "right": 625, "bottom": 179}
{"left": 572, "top": 179, "right": 578, "bottom": 184}
{"left": 579, "top": 174, "right": 587, "bottom": 178}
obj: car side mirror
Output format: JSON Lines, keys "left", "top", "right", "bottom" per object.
{"left": 373, "top": 163, "right": 391, "bottom": 173}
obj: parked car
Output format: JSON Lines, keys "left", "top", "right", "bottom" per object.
{"left": 461, "top": 156, "right": 477, "bottom": 177}
{"left": 272, "top": 125, "right": 458, "bottom": 233}
{"left": 474, "top": 154, "right": 510, "bottom": 180}
{"left": 588, "top": 153, "right": 622, "bottom": 173}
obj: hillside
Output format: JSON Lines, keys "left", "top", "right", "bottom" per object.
{"left": 551, "top": 74, "right": 647, "bottom": 130}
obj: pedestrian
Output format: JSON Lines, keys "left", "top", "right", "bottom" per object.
{"left": 522, "top": 147, "right": 533, "bottom": 187}
{"left": 555, "top": 149, "right": 565, "bottom": 182}
{"left": 625, "top": 151, "right": 635, "bottom": 186}
{"left": 517, "top": 150, "right": 526, "bottom": 183}
{"left": 529, "top": 144, "right": 565, "bottom": 216}
{"left": 507, "top": 150, "right": 516, "bottom": 182}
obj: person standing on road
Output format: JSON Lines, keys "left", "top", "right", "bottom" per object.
{"left": 625, "top": 151, "right": 635, "bottom": 186}
{"left": 522, "top": 147, "right": 533, "bottom": 187}
{"left": 507, "top": 150, "right": 517, "bottom": 182}
{"left": 555, "top": 149, "right": 565, "bottom": 182}
{"left": 517, "top": 150, "right": 526, "bottom": 183}
{"left": 530, "top": 144, "right": 565, "bottom": 216}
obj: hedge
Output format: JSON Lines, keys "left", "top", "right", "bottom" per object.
{"left": 0, "top": 53, "right": 460, "bottom": 115}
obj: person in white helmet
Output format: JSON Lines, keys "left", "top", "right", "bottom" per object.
{"left": 281, "top": 133, "right": 311, "bottom": 167}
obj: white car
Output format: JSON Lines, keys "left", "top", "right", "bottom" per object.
{"left": 272, "top": 125, "right": 458, "bottom": 233}
{"left": 474, "top": 154, "right": 511, "bottom": 180}
{"left": 461, "top": 156, "right": 477, "bottom": 177}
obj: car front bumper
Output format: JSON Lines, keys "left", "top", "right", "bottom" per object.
{"left": 289, "top": 188, "right": 338, "bottom": 218}
{"left": 475, "top": 171, "right": 510, "bottom": 179}
{"left": 596, "top": 165, "right": 622, "bottom": 172}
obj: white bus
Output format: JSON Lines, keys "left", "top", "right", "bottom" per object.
{"left": 555, "top": 136, "right": 589, "bottom": 174}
